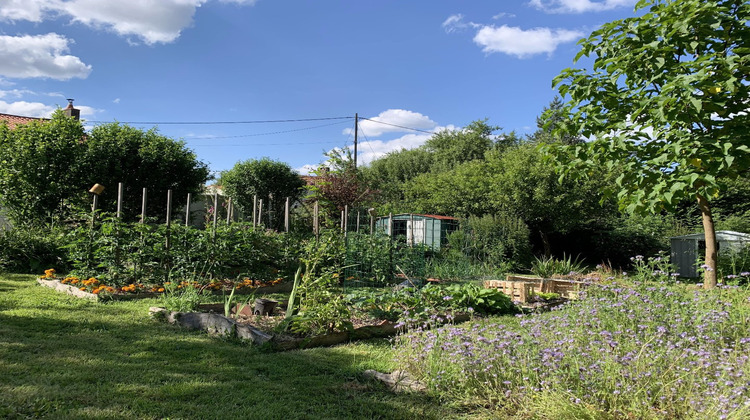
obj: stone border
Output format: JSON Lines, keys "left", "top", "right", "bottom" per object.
{"left": 149, "top": 307, "right": 472, "bottom": 351}
{"left": 37, "top": 278, "right": 292, "bottom": 302}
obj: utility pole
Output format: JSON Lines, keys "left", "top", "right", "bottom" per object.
{"left": 354, "top": 113, "right": 358, "bottom": 169}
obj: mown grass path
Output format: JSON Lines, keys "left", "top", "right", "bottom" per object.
{"left": 0, "top": 274, "right": 452, "bottom": 419}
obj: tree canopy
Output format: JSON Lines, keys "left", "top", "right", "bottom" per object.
{"left": 219, "top": 157, "right": 305, "bottom": 229}
{"left": 548, "top": 0, "right": 750, "bottom": 287}
{"left": 0, "top": 111, "right": 211, "bottom": 225}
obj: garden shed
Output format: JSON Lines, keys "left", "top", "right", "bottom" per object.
{"left": 670, "top": 230, "right": 750, "bottom": 277}
{"left": 375, "top": 214, "right": 459, "bottom": 250}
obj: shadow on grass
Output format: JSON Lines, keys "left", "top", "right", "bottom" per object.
{"left": 0, "top": 275, "right": 448, "bottom": 419}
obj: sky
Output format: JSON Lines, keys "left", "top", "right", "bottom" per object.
{"left": 0, "top": 0, "right": 641, "bottom": 176}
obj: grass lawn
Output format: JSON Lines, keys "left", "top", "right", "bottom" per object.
{"left": 0, "top": 274, "right": 462, "bottom": 419}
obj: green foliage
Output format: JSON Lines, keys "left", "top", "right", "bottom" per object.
{"left": 462, "top": 214, "right": 532, "bottom": 269}
{"left": 0, "top": 227, "right": 67, "bottom": 273}
{"left": 82, "top": 123, "right": 210, "bottom": 221}
{"left": 63, "top": 218, "right": 298, "bottom": 286}
{"left": 424, "top": 120, "right": 499, "bottom": 171}
{"left": 0, "top": 110, "right": 86, "bottom": 226}
{"left": 307, "top": 148, "right": 374, "bottom": 225}
{"left": 219, "top": 157, "right": 305, "bottom": 230}
{"left": 0, "top": 113, "right": 210, "bottom": 226}
{"left": 531, "top": 254, "right": 587, "bottom": 278}
{"left": 403, "top": 160, "right": 494, "bottom": 217}
{"left": 349, "top": 282, "right": 515, "bottom": 323}
{"left": 159, "top": 281, "right": 208, "bottom": 312}
{"left": 285, "top": 230, "right": 351, "bottom": 335}
{"left": 548, "top": 0, "right": 750, "bottom": 284}
{"left": 421, "top": 283, "right": 515, "bottom": 316}
{"left": 628, "top": 252, "right": 678, "bottom": 283}
{"left": 718, "top": 246, "right": 750, "bottom": 284}
{"left": 361, "top": 147, "right": 434, "bottom": 206}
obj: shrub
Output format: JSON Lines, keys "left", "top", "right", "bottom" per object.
{"left": 530, "top": 254, "right": 586, "bottom": 278}
{"left": 0, "top": 227, "right": 67, "bottom": 273}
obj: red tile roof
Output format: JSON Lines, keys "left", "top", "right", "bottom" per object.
{"left": 0, "top": 113, "right": 45, "bottom": 129}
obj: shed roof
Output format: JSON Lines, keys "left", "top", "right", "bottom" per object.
{"left": 671, "top": 230, "right": 750, "bottom": 241}
{"left": 379, "top": 213, "right": 458, "bottom": 221}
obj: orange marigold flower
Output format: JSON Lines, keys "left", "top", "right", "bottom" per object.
{"left": 79, "top": 287, "right": 86, "bottom": 291}
{"left": 157, "top": 288, "right": 165, "bottom": 293}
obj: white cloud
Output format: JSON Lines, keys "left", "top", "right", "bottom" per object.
{"left": 0, "top": 33, "right": 92, "bottom": 79}
{"left": 0, "top": 0, "right": 51, "bottom": 22}
{"left": 0, "top": 99, "right": 98, "bottom": 118}
{"left": 0, "top": 0, "right": 258, "bottom": 45}
{"left": 492, "top": 12, "right": 516, "bottom": 20}
{"left": 59, "top": 0, "right": 207, "bottom": 45}
{"left": 0, "top": 89, "right": 35, "bottom": 99}
{"left": 295, "top": 164, "right": 318, "bottom": 176}
{"left": 113, "top": 98, "right": 121, "bottom": 104}
{"left": 0, "top": 100, "right": 55, "bottom": 117}
{"left": 345, "top": 109, "right": 438, "bottom": 137}
{"left": 442, "top": 14, "right": 480, "bottom": 34}
{"left": 529, "top": 0, "right": 635, "bottom": 14}
{"left": 473, "top": 25, "right": 584, "bottom": 58}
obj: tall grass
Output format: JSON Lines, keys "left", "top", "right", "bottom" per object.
{"left": 394, "top": 282, "right": 750, "bottom": 419}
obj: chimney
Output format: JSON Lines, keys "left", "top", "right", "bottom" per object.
{"left": 64, "top": 98, "right": 80, "bottom": 121}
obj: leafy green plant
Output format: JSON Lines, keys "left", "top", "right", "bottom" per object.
{"left": 531, "top": 254, "right": 586, "bottom": 278}
{"left": 159, "top": 281, "right": 207, "bottom": 312}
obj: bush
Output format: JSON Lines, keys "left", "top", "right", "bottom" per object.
{"left": 0, "top": 227, "right": 67, "bottom": 273}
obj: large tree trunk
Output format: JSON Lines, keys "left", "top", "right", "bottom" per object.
{"left": 539, "top": 230, "right": 552, "bottom": 258}
{"left": 697, "top": 194, "right": 718, "bottom": 289}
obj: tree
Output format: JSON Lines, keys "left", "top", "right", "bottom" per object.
{"left": 361, "top": 147, "right": 433, "bottom": 206}
{"left": 219, "top": 157, "right": 305, "bottom": 229}
{"left": 488, "top": 144, "right": 614, "bottom": 257}
{"left": 0, "top": 112, "right": 211, "bottom": 225}
{"left": 0, "top": 110, "right": 86, "bottom": 226}
{"left": 81, "top": 123, "right": 211, "bottom": 220}
{"left": 307, "top": 148, "right": 374, "bottom": 224}
{"left": 549, "top": 0, "right": 750, "bottom": 288}
{"left": 424, "top": 119, "right": 499, "bottom": 170}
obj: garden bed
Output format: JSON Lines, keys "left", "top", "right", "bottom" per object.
{"left": 37, "top": 278, "right": 292, "bottom": 302}
{"left": 149, "top": 303, "right": 470, "bottom": 351}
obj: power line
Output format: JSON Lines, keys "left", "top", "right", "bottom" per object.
{"left": 191, "top": 139, "right": 343, "bottom": 147}
{"left": 357, "top": 117, "right": 437, "bottom": 134}
{"left": 87, "top": 116, "right": 353, "bottom": 125}
{"left": 185, "top": 120, "right": 350, "bottom": 140}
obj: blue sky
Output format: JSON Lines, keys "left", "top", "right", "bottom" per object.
{"left": 0, "top": 0, "right": 639, "bottom": 176}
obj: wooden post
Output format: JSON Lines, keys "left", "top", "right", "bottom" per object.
{"left": 212, "top": 193, "right": 218, "bottom": 230}
{"left": 166, "top": 190, "right": 173, "bottom": 226}
{"left": 340, "top": 210, "right": 345, "bottom": 232}
{"left": 226, "top": 197, "right": 232, "bottom": 223}
{"left": 165, "top": 189, "right": 172, "bottom": 250}
{"left": 370, "top": 212, "right": 375, "bottom": 235}
{"left": 258, "top": 199, "right": 263, "bottom": 227}
{"left": 314, "top": 201, "right": 319, "bottom": 239}
{"left": 388, "top": 213, "right": 393, "bottom": 236}
{"left": 141, "top": 188, "right": 147, "bottom": 223}
{"left": 356, "top": 211, "right": 360, "bottom": 233}
{"left": 285, "top": 197, "right": 290, "bottom": 233}
{"left": 185, "top": 193, "right": 191, "bottom": 226}
{"left": 116, "top": 182, "right": 123, "bottom": 219}
{"left": 252, "top": 194, "right": 257, "bottom": 227}
{"left": 410, "top": 214, "right": 414, "bottom": 246}
{"left": 344, "top": 205, "right": 349, "bottom": 237}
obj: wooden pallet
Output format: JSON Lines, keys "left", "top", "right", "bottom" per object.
{"left": 484, "top": 276, "right": 586, "bottom": 303}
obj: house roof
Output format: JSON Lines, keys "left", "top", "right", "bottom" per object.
{"left": 671, "top": 230, "right": 750, "bottom": 241}
{"left": 0, "top": 113, "right": 45, "bottom": 129}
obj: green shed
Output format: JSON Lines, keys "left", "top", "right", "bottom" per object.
{"left": 375, "top": 214, "right": 459, "bottom": 250}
